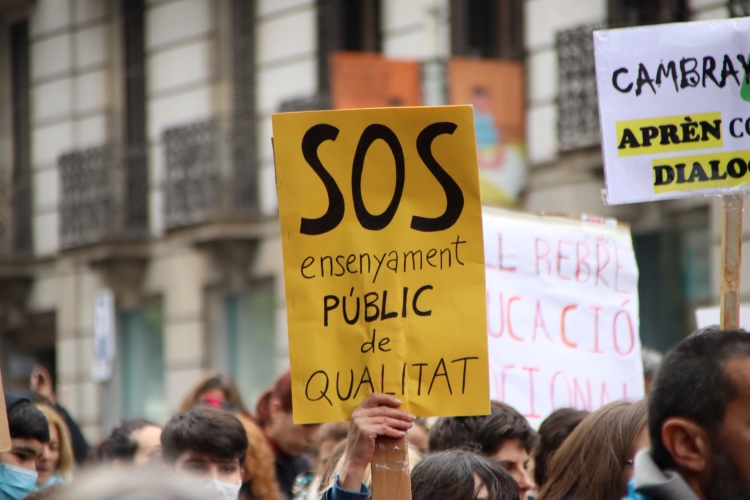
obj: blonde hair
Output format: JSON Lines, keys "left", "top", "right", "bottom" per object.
{"left": 35, "top": 403, "right": 74, "bottom": 480}
{"left": 318, "top": 440, "right": 423, "bottom": 497}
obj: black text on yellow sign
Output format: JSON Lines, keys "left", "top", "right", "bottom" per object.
{"left": 616, "top": 112, "right": 722, "bottom": 156}
{"left": 652, "top": 150, "right": 750, "bottom": 193}
{"left": 273, "top": 106, "right": 490, "bottom": 424}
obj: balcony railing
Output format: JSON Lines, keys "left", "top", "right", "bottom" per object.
{"left": 556, "top": 23, "right": 604, "bottom": 151}
{"left": 163, "top": 119, "right": 259, "bottom": 230}
{"left": 59, "top": 145, "right": 148, "bottom": 249}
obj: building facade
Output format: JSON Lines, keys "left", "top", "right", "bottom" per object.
{"left": 0, "top": 0, "right": 742, "bottom": 441}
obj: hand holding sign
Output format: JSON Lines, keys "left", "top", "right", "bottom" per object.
{"left": 338, "top": 393, "right": 414, "bottom": 492}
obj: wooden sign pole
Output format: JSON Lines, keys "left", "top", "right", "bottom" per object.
{"left": 720, "top": 194, "right": 744, "bottom": 330}
{"left": 371, "top": 435, "right": 411, "bottom": 500}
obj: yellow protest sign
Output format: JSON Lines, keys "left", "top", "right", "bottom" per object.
{"left": 273, "top": 106, "right": 490, "bottom": 423}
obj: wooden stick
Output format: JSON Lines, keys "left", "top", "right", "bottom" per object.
{"left": 721, "top": 194, "right": 744, "bottom": 330}
{"left": 371, "top": 435, "right": 412, "bottom": 500}
{"left": 0, "top": 369, "right": 10, "bottom": 452}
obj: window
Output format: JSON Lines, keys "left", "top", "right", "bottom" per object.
{"left": 225, "top": 281, "right": 276, "bottom": 409}
{"left": 317, "top": 0, "right": 381, "bottom": 92}
{"left": 557, "top": 1, "right": 687, "bottom": 151}
{"left": 608, "top": 0, "right": 688, "bottom": 27}
{"left": 231, "top": 0, "right": 257, "bottom": 212}
{"left": 119, "top": 304, "right": 166, "bottom": 422}
{"left": 729, "top": 0, "right": 750, "bottom": 17}
{"left": 10, "top": 20, "right": 31, "bottom": 256}
{"left": 122, "top": 0, "right": 148, "bottom": 233}
{"left": 451, "top": 0, "right": 524, "bottom": 60}
{"left": 633, "top": 210, "right": 711, "bottom": 352}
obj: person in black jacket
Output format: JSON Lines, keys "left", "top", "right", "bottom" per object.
{"left": 256, "top": 372, "right": 320, "bottom": 500}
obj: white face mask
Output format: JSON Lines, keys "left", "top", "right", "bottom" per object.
{"left": 205, "top": 479, "right": 241, "bottom": 500}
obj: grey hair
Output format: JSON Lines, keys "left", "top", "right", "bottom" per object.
{"left": 57, "top": 467, "right": 209, "bottom": 500}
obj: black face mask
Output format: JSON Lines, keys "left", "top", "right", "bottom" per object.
{"left": 706, "top": 446, "right": 750, "bottom": 500}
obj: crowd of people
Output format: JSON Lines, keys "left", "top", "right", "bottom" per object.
{"left": 2, "top": 328, "right": 749, "bottom": 500}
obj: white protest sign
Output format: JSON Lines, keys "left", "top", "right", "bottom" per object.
{"left": 594, "top": 19, "right": 750, "bottom": 204}
{"left": 484, "top": 208, "right": 644, "bottom": 426}
{"left": 695, "top": 304, "right": 750, "bottom": 331}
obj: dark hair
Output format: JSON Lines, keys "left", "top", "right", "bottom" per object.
{"left": 538, "top": 400, "right": 647, "bottom": 500}
{"left": 179, "top": 373, "right": 248, "bottom": 413}
{"left": 88, "top": 419, "right": 156, "bottom": 464}
{"left": 161, "top": 407, "right": 248, "bottom": 466}
{"left": 411, "top": 450, "right": 519, "bottom": 500}
{"left": 429, "top": 401, "right": 537, "bottom": 455}
{"left": 533, "top": 408, "right": 589, "bottom": 487}
{"left": 648, "top": 329, "right": 750, "bottom": 469}
{"left": 255, "top": 372, "right": 293, "bottom": 429}
{"left": 9, "top": 401, "right": 49, "bottom": 443}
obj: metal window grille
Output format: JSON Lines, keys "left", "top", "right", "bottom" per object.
{"left": 59, "top": 146, "right": 118, "bottom": 248}
{"left": 557, "top": 23, "right": 604, "bottom": 151}
{"left": 729, "top": 0, "right": 750, "bottom": 17}
{"left": 231, "top": 0, "right": 258, "bottom": 214}
{"left": 163, "top": 120, "right": 222, "bottom": 229}
{"left": 122, "top": 0, "right": 148, "bottom": 232}
{"left": 9, "top": 20, "right": 32, "bottom": 257}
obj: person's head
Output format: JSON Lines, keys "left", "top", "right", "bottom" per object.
{"left": 255, "top": 372, "right": 320, "bottom": 457}
{"left": 532, "top": 408, "right": 589, "bottom": 488}
{"left": 179, "top": 373, "right": 247, "bottom": 414}
{"left": 429, "top": 401, "right": 537, "bottom": 497}
{"left": 407, "top": 418, "right": 429, "bottom": 454}
{"left": 319, "top": 440, "right": 423, "bottom": 496}
{"left": 641, "top": 347, "right": 663, "bottom": 394}
{"left": 0, "top": 395, "right": 50, "bottom": 499}
{"left": 161, "top": 406, "right": 248, "bottom": 492}
{"left": 316, "top": 422, "right": 348, "bottom": 474}
{"left": 34, "top": 404, "right": 74, "bottom": 485}
{"left": 538, "top": 400, "right": 648, "bottom": 500}
{"left": 648, "top": 329, "right": 750, "bottom": 499}
{"left": 56, "top": 468, "right": 207, "bottom": 500}
{"left": 411, "top": 450, "right": 520, "bottom": 500}
{"left": 88, "top": 420, "right": 162, "bottom": 468}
